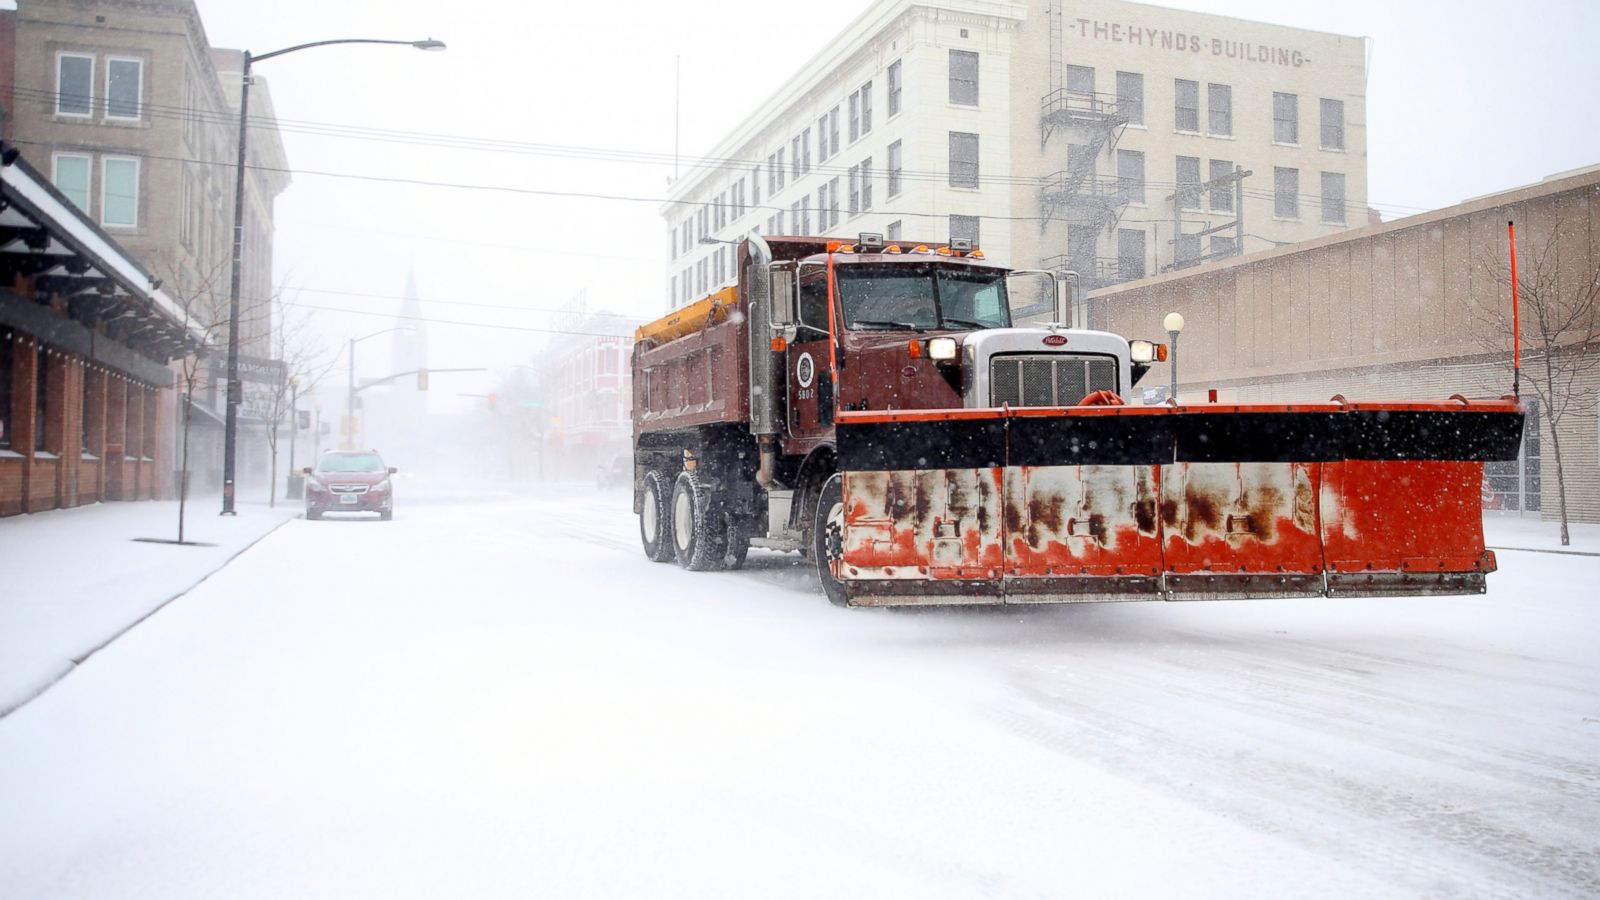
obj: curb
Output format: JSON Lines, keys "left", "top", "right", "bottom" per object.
{"left": 0, "top": 515, "right": 297, "bottom": 720}
{"left": 1487, "top": 545, "right": 1600, "bottom": 558}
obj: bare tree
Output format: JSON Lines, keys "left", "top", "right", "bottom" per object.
{"left": 260, "top": 291, "right": 337, "bottom": 506}
{"left": 163, "top": 258, "right": 231, "bottom": 544}
{"left": 1476, "top": 215, "right": 1600, "bottom": 546}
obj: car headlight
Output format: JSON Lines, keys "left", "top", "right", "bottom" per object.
{"left": 373, "top": 479, "right": 391, "bottom": 492}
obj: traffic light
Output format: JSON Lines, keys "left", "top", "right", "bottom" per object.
{"left": 487, "top": 393, "right": 498, "bottom": 410}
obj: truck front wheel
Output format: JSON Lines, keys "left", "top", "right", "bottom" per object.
{"left": 672, "top": 470, "right": 730, "bottom": 571}
{"left": 639, "top": 470, "right": 675, "bottom": 562}
{"left": 813, "top": 473, "right": 849, "bottom": 607}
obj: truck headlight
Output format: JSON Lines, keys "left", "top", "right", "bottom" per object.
{"left": 929, "top": 337, "right": 958, "bottom": 361}
{"left": 1129, "top": 339, "right": 1166, "bottom": 363}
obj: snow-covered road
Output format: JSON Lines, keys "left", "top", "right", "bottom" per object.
{"left": 2, "top": 486, "right": 1597, "bottom": 898}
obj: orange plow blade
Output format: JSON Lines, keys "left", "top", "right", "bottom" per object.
{"left": 834, "top": 397, "right": 1524, "bottom": 606}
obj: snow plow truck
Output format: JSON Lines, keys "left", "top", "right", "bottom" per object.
{"left": 631, "top": 234, "right": 1525, "bottom": 607}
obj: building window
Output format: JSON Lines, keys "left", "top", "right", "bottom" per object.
{"left": 1067, "top": 143, "right": 1094, "bottom": 179}
{"left": 949, "top": 50, "right": 979, "bottom": 106}
{"left": 766, "top": 155, "right": 776, "bottom": 196}
{"left": 818, "top": 112, "right": 831, "bottom": 161}
{"left": 0, "top": 336, "right": 11, "bottom": 449}
{"left": 1176, "top": 157, "right": 1201, "bottom": 210}
{"left": 1066, "top": 65, "right": 1094, "bottom": 96}
{"left": 849, "top": 91, "right": 860, "bottom": 142}
{"left": 106, "top": 57, "right": 143, "bottom": 120}
{"left": 1116, "top": 149, "right": 1144, "bottom": 204}
{"left": 800, "top": 197, "right": 811, "bottom": 234}
{"left": 888, "top": 59, "right": 903, "bottom": 116}
{"left": 827, "top": 106, "right": 840, "bottom": 157}
{"left": 860, "top": 80, "right": 873, "bottom": 135}
{"left": 56, "top": 53, "right": 93, "bottom": 117}
{"left": 1115, "top": 71, "right": 1143, "bottom": 126}
{"left": 950, "top": 215, "right": 979, "bottom": 245}
{"left": 826, "top": 176, "right": 840, "bottom": 227}
{"left": 816, "top": 183, "right": 830, "bottom": 231}
{"left": 1175, "top": 233, "right": 1201, "bottom": 267}
{"left": 1117, "top": 228, "right": 1146, "bottom": 280}
{"left": 34, "top": 344, "right": 49, "bottom": 453}
{"left": 848, "top": 165, "right": 859, "bottom": 214}
{"left": 1321, "top": 98, "right": 1346, "bottom": 150}
{"left": 1274, "top": 166, "right": 1300, "bottom": 218}
{"left": 886, "top": 220, "right": 902, "bottom": 241}
{"left": 860, "top": 156, "right": 873, "bottom": 211}
{"left": 102, "top": 157, "right": 140, "bottom": 227}
{"left": 1174, "top": 79, "right": 1199, "bottom": 132}
{"left": 887, "top": 140, "right": 902, "bottom": 197}
{"left": 791, "top": 136, "right": 801, "bottom": 179}
{"left": 1208, "top": 159, "right": 1234, "bottom": 211}
{"left": 52, "top": 153, "right": 92, "bottom": 212}
{"left": 1211, "top": 235, "right": 1237, "bottom": 257}
{"left": 751, "top": 165, "right": 761, "bottom": 206}
{"left": 1273, "top": 92, "right": 1299, "bottom": 144}
{"left": 802, "top": 127, "right": 812, "bottom": 174}
{"left": 1321, "top": 171, "right": 1347, "bottom": 224}
{"left": 776, "top": 147, "right": 785, "bottom": 188}
{"left": 1068, "top": 224, "right": 1096, "bottom": 273}
{"left": 949, "top": 132, "right": 978, "bottom": 188}
{"left": 1207, "top": 83, "right": 1231, "bottom": 136}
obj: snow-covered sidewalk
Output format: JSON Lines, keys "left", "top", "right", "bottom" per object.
{"left": 0, "top": 498, "right": 298, "bottom": 716}
{"left": 1484, "top": 514, "right": 1600, "bottom": 555}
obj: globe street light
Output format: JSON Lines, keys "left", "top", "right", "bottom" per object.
{"left": 1163, "top": 311, "right": 1185, "bottom": 402}
{"left": 220, "top": 37, "right": 445, "bottom": 515}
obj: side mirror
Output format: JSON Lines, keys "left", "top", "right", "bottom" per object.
{"left": 388, "top": 466, "right": 398, "bottom": 474}
{"left": 769, "top": 267, "right": 795, "bottom": 328}
{"left": 301, "top": 467, "right": 313, "bottom": 476}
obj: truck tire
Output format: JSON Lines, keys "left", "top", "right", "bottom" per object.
{"left": 639, "top": 470, "right": 675, "bottom": 562}
{"left": 672, "top": 470, "right": 730, "bottom": 571}
{"left": 722, "top": 521, "right": 750, "bottom": 571}
{"left": 813, "top": 473, "right": 849, "bottom": 607}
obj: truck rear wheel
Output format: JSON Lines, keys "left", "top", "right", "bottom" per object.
{"left": 672, "top": 470, "right": 730, "bottom": 571}
{"left": 814, "top": 473, "right": 849, "bottom": 607}
{"left": 639, "top": 470, "right": 675, "bottom": 562}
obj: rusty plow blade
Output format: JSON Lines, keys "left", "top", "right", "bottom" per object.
{"left": 833, "top": 397, "right": 1524, "bottom": 607}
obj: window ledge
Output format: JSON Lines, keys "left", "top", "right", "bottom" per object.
{"left": 1321, "top": 219, "right": 1349, "bottom": 227}
{"left": 1320, "top": 146, "right": 1348, "bottom": 153}
{"left": 1272, "top": 141, "right": 1302, "bottom": 149}
{"left": 82, "top": 452, "right": 100, "bottom": 461}
{"left": 1173, "top": 128, "right": 1202, "bottom": 137}
{"left": 947, "top": 102, "right": 980, "bottom": 110}
{"left": 1273, "top": 216, "right": 1303, "bottom": 223}
{"left": 35, "top": 451, "right": 60, "bottom": 460}
{"left": 947, "top": 185, "right": 982, "bottom": 193}
{"left": 1206, "top": 133, "right": 1236, "bottom": 140}
{"left": 1122, "top": 123, "right": 1147, "bottom": 131}
{"left": 0, "top": 449, "right": 24, "bottom": 459}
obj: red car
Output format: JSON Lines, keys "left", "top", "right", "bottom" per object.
{"left": 303, "top": 451, "right": 397, "bottom": 520}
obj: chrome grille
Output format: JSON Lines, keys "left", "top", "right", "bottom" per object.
{"left": 330, "top": 484, "right": 370, "bottom": 494}
{"left": 989, "top": 355, "right": 1117, "bottom": 406}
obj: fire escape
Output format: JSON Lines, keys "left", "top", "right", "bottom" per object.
{"left": 1037, "top": 0, "right": 1130, "bottom": 291}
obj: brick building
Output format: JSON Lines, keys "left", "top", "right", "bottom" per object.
{"left": 1, "top": 153, "right": 201, "bottom": 514}
{"left": 0, "top": 0, "right": 289, "bottom": 500}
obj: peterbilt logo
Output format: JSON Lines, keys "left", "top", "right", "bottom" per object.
{"left": 796, "top": 352, "right": 816, "bottom": 388}
{"left": 1042, "top": 334, "right": 1069, "bottom": 346}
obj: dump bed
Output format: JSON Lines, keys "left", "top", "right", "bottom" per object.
{"left": 632, "top": 286, "right": 751, "bottom": 438}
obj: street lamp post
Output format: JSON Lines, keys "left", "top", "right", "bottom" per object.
{"left": 1163, "top": 311, "right": 1185, "bottom": 402}
{"left": 220, "top": 37, "right": 445, "bottom": 515}
{"left": 345, "top": 327, "right": 416, "bottom": 450}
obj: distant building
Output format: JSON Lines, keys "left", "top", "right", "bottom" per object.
{"left": 1, "top": 0, "right": 290, "bottom": 495}
{"left": 535, "top": 292, "right": 635, "bottom": 479}
{"left": 1089, "top": 166, "right": 1600, "bottom": 524}
{"left": 663, "top": 0, "right": 1368, "bottom": 305}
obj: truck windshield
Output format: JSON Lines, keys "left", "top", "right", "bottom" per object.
{"left": 836, "top": 263, "right": 1010, "bottom": 331}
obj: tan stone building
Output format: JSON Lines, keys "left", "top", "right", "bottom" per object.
{"left": 664, "top": 0, "right": 1368, "bottom": 308}
{"left": 1089, "top": 166, "right": 1600, "bottom": 523}
{"left": 1, "top": 0, "right": 289, "bottom": 495}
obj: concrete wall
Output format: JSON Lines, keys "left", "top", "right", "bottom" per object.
{"left": 1089, "top": 166, "right": 1600, "bottom": 522}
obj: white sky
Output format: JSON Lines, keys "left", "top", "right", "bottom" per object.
{"left": 194, "top": 0, "right": 1600, "bottom": 411}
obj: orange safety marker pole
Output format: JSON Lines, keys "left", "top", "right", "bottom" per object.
{"left": 825, "top": 250, "right": 842, "bottom": 412}
{"left": 1508, "top": 220, "right": 1521, "bottom": 398}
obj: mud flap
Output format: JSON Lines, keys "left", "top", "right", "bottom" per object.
{"left": 834, "top": 397, "right": 1524, "bottom": 607}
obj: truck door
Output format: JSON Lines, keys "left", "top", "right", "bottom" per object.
{"left": 787, "top": 264, "right": 835, "bottom": 442}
